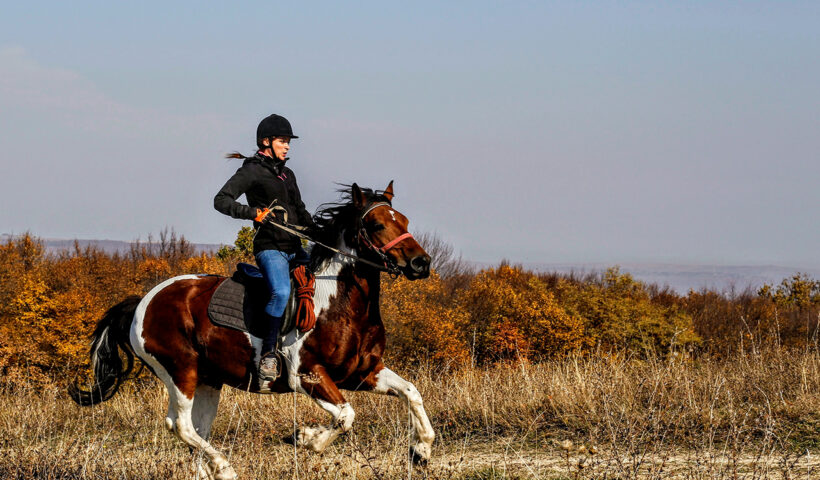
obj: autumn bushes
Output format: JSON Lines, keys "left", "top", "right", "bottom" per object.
{"left": 0, "top": 232, "right": 227, "bottom": 382}
{"left": 383, "top": 266, "right": 588, "bottom": 365}
{"left": 1, "top": 232, "right": 818, "bottom": 382}
{"left": 381, "top": 265, "right": 700, "bottom": 366}
{"left": 686, "top": 274, "right": 820, "bottom": 355}
{"left": 381, "top": 263, "right": 819, "bottom": 367}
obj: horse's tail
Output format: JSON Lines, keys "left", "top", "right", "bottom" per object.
{"left": 68, "top": 295, "right": 143, "bottom": 406}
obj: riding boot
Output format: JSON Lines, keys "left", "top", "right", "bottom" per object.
{"left": 259, "top": 315, "right": 283, "bottom": 382}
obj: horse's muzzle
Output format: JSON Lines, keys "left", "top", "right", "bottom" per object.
{"left": 407, "top": 254, "right": 431, "bottom": 279}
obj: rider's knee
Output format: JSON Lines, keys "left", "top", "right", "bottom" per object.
{"left": 271, "top": 284, "right": 290, "bottom": 301}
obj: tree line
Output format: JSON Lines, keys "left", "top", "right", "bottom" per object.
{"left": 1, "top": 232, "right": 817, "bottom": 384}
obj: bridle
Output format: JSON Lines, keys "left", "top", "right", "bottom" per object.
{"left": 356, "top": 202, "right": 415, "bottom": 274}
{"left": 261, "top": 201, "right": 415, "bottom": 276}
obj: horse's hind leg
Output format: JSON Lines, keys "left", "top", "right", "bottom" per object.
{"left": 164, "top": 390, "right": 206, "bottom": 480}
{"left": 190, "top": 385, "right": 223, "bottom": 479}
{"left": 166, "top": 382, "right": 221, "bottom": 440}
{"left": 192, "top": 384, "right": 222, "bottom": 439}
{"left": 361, "top": 365, "right": 435, "bottom": 466}
{"left": 165, "top": 382, "right": 235, "bottom": 480}
{"left": 165, "top": 393, "right": 178, "bottom": 432}
{"left": 165, "top": 381, "right": 236, "bottom": 480}
{"left": 162, "top": 381, "right": 220, "bottom": 437}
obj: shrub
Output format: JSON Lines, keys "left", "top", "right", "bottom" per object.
{"left": 382, "top": 272, "right": 471, "bottom": 366}
{"left": 553, "top": 267, "right": 700, "bottom": 354}
{"left": 462, "top": 264, "right": 587, "bottom": 363}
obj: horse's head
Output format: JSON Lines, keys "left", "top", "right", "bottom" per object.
{"left": 352, "top": 181, "right": 431, "bottom": 280}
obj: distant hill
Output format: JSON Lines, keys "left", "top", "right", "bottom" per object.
{"left": 522, "top": 262, "right": 820, "bottom": 295}
{"left": 5, "top": 235, "right": 816, "bottom": 294}
{"left": 465, "top": 261, "right": 820, "bottom": 294}
{"left": 1, "top": 235, "right": 223, "bottom": 255}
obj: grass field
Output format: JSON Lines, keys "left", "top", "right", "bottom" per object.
{"left": 3, "top": 348, "right": 820, "bottom": 479}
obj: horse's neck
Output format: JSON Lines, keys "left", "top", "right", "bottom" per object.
{"left": 313, "top": 238, "right": 380, "bottom": 310}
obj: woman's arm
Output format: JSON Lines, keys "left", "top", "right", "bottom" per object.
{"left": 214, "top": 166, "right": 257, "bottom": 220}
{"left": 287, "top": 170, "right": 317, "bottom": 230}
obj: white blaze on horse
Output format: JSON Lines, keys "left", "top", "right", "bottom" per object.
{"left": 69, "top": 182, "right": 434, "bottom": 480}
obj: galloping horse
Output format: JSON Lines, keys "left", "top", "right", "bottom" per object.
{"left": 69, "top": 182, "right": 434, "bottom": 480}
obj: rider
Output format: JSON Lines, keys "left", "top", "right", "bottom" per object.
{"left": 214, "top": 113, "right": 316, "bottom": 381}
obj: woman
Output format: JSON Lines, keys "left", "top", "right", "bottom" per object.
{"left": 214, "top": 113, "right": 316, "bottom": 381}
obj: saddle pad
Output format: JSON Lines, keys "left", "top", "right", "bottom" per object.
{"left": 207, "top": 275, "right": 295, "bottom": 337}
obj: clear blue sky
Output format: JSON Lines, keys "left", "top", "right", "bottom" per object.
{"left": 1, "top": 1, "right": 818, "bottom": 266}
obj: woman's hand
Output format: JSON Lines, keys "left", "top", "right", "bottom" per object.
{"left": 255, "top": 208, "right": 272, "bottom": 222}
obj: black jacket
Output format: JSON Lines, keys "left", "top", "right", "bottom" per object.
{"left": 214, "top": 153, "right": 316, "bottom": 254}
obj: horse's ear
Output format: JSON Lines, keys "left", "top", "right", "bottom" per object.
{"left": 383, "top": 180, "right": 394, "bottom": 202}
{"left": 352, "top": 183, "right": 366, "bottom": 209}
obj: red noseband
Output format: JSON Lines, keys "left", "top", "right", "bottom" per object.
{"left": 378, "top": 232, "right": 414, "bottom": 253}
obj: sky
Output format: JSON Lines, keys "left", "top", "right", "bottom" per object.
{"left": 1, "top": 1, "right": 818, "bottom": 267}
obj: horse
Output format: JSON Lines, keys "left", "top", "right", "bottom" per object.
{"left": 69, "top": 182, "right": 434, "bottom": 480}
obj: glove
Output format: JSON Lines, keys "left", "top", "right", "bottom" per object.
{"left": 254, "top": 208, "right": 272, "bottom": 223}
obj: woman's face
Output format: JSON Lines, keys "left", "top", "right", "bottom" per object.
{"left": 268, "top": 137, "right": 291, "bottom": 161}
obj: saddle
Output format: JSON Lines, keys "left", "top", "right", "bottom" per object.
{"left": 207, "top": 263, "right": 316, "bottom": 337}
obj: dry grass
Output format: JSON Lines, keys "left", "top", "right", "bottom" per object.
{"left": 3, "top": 348, "right": 820, "bottom": 479}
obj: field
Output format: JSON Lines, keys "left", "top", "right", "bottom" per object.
{"left": 3, "top": 348, "right": 820, "bottom": 479}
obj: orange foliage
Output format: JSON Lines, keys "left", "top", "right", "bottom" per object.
{"left": 1, "top": 232, "right": 817, "bottom": 382}
{"left": 381, "top": 272, "right": 470, "bottom": 366}
{"left": 180, "top": 253, "right": 230, "bottom": 276}
{"left": 381, "top": 265, "right": 588, "bottom": 366}
{"left": 0, "top": 233, "right": 225, "bottom": 383}
{"left": 551, "top": 268, "right": 700, "bottom": 353}
{"left": 462, "top": 265, "right": 587, "bottom": 362}
{"left": 138, "top": 258, "right": 172, "bottom": 283}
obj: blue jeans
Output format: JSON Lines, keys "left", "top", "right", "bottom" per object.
{"left": 255, "top": 247, "right": 310, "bottom": 318}
{"left": 255, "top": 247, "right": 309, "bottom": 355}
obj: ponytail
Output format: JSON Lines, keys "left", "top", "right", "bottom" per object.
{"left": 225, "top": 151, "right": 249, "bottom": 160}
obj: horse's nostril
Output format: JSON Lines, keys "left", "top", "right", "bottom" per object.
{"left": 411, "top": 255, "right": 431, "bottom": 272}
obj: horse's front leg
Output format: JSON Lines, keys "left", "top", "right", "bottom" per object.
{"left": 361, "top": 365, "right": 435, "bottom": 465}
{"left": 291, "top": 364, "right": 355, "bottom": 453}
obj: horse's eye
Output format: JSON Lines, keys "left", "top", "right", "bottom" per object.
{"left": 368, "top": 222, "right": 386, "bottom": 232}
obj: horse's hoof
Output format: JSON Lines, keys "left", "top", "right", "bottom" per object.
{"left": 213, "top": 464, "right": 237, "bottom": 480}
{"left": 291, "top": 426, "right": 331, "bottom": 452}
{"left": 289, "top": 427, "right": 312, "bottom": 449}
{"left": 409, "top": 446, "right": 429, "bottom": 467}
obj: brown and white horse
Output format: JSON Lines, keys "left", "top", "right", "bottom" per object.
{"left": 69, "top": 182, "right": 434, "bottom": 480}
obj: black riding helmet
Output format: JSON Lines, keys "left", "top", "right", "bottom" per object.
{"left": 256, "top": 114, "right": 298, "bottom": 148}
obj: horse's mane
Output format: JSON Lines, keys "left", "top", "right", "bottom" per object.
{"left": 309, "top": 184, "right": 391, "bottom": 271}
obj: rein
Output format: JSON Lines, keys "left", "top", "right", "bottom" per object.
{"left": 261, "top": 202, "right": 413, "bottom": 276}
